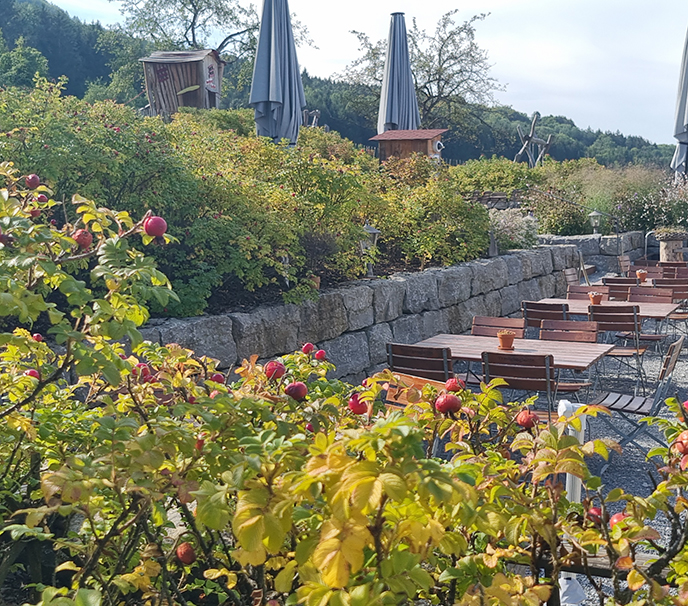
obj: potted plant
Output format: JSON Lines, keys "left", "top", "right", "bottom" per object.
{"left": 497, "top": 329, "right": 516, "bottom": 350}
{"left": 588, "top": 291, "right": 604, "bottom": 305}
{"left": 635, "top": 268, "right": 648, "bottom": 283}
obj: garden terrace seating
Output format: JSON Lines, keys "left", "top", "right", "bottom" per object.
{"left": 662, "top": 266, "right": 688, "bottom": 279}
{"left": 618, "top": 254, "right": 631, "bottom": 276}
{"left": 658, "top": 261, "right": 688, "bottom": 267}
{"left": 603, "top": 277, "right": 639, "bottom": 300}
{"left": 521, "top": 301, "right": 569, "bottom": 330}
{"left": 588, "top": 304, "right": 647, "bottom": 392}
{"left": 630, "top": 265, "right": 664, "bottom": 280}
{"left": 567, "top": 285, "right": 610, "bottom": 300}
{"left": 591, "top": 336, "right": 684, "bottom": 470}
{"left": 386, "top": 344, "right": 452, "bottom": 382}
{"left": 632, "top": 258, "right": 658, "bottom": 266}
{"left": 654, "top": 279, "right": 688, "bottom": 304}
{"left": 471, "top": 316, "right": 526, "bottom": 338}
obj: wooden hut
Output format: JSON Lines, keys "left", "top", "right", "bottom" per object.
{"left": 139, "top": 50, "right": 226, "bottom": 116}
{"left": 369, "top": 129, "right": 448, "bottom": 161}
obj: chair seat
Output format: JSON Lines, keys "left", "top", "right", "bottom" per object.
{"left": 669, "top": 312, "right": 688, "bottom": 320}
{"left": 557, "top": 382, "right": 592, "bottom": 393}
{"left": 608, "top": 346, "right": 647, "bottom": 357}
{"left": 617, "top": 331, "right": 665, "bottom": 342}
{"left": 591, "top": 392, "right": 654, "bottom": 416}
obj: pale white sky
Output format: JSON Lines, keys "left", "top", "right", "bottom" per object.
{"left": 51, "top": 0, "right": 688, "bottom": 145}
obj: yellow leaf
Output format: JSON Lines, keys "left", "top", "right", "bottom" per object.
{"left": 274, "top": 561, "right": 298, "bottom": 593}
{"left": 55, "top": 561, "right": 81, "bottom": 572}
{"left": 141, "top": 560, "right": 161, "bottom": 578}
{"left": 615, "top": 556, "right": 633, "bottom": 570}
{"left": 234, "top": 547, "right": 267, "bottom": 567}
{"left": 627, "top": 569, "right": 645, "bottom": 591}
{"left": 320, "top": 550, "right": 349, "bottom": 589}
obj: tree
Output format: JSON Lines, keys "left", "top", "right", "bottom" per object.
{"left": 0, "top": 36, "right": 49, "bottom": 88}
{"left": 341, "top": 10, "right": 500, "bottom": 130}
{"left": 112, "top": 0, "right": 257, "bottom": 52}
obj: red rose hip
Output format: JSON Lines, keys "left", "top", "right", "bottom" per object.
{"left": 176, "top": 542, "right": 196, "bottom": 565}
{"left": 435, "top": 393, "right": 461, "bottom": 414}
{"left": 25, "top": 174, "right": 40, "bottom": 189}
{"left": 515, "top": 409, "right": 539, "bottom": 429}
{"left": 348, "top": 393, "right": 367, "bottom": 415}
{"left": 314, "top": 349, "right": 326, "bottom": 360}
{"left": 445, "top": 377, "right": 465, "bottom": 392}
{"left": 24, "top": 369, "right": 40, "bottom": 380}
{"left": 264, "top": 360, "right": 286, "bottom": 379}
{"left": 144, "top": 216, "right": 167, "bottom": 237}
{"left": 302, "top": 342, "right": 315, "bottom": 354}
{"left": 285, "top": 381, "right": 308, "bottom": 401}
{"left": 72, "top": 229, "right": 93, "bottom": 249}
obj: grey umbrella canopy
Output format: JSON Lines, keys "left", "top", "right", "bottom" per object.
{"left": 377, "top": 12, "right": 421, "bottom": 134}
{"left": 671, "top": 24, "right": 688, "bottom": 174}
{"left": 249, "top": 0, "right": 306, "bottom": 144}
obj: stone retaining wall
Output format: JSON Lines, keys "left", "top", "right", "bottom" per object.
{"left": 140, "top": 245, "right": 579, "bottom": 384}
{"left": 538, "top": 231, "right": 645, "bottom": 273}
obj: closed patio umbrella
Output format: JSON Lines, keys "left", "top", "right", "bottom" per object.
{"left": 249, "top": 0, "right": 306, "bottom": 144}
{"left": 377, "top": 12, "right": 421, "bottom": 134}
{"left": 671, "top": 24, "right": 688, "bottom": 175}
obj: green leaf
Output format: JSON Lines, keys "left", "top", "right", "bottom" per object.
{"left": 274, "top": 560, "right": 298, "bottom": 593}
{"left": 74, "top": 589, "right": 102, "bottom": 606}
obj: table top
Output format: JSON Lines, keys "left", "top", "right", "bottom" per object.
{"left": 417, "top": 334, "right": 614, "bottom": 371}
{"left": 538, "top": 298, "right": 679, "bottom": 319}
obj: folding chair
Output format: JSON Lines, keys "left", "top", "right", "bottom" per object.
{"left": 592, "top": 336, "right": 684, "bottom": 472}
{"left": 481, "top": 351, "right": 587, "bottom": 419}
{"left": 603, "top": 277, "right": 638, "bottom": 300}
{"left": 628, "top": 286, "right": 674, "bottom": 304}
{"left": 539, "top": 319, "right": 597, "bottom": 392}
{"left": 588, "top": 304, "right": 647, "bottom": 393}
{"left": 471, "top": 316, "right": 526, "bottom": 338}
{"left": 632, "top": 259, "right": 658, "bottom": 267}
{"left": 386, "top": 343, "right": 452, "bottom": 382}
{"left": 563, "top": 267, "right": 580, "bottom": 287}
{"left": 522, "top": 301, "right": 569, "bottom": 336}
{"left": 656, "top": 279, "right": 688, "bottom": 334}
{"left": 567, "top": 285, "right": 610, "bottom": 300}
{"left": 618, "top": 254, "right": 631, "bottom": 277}
{"left": 658, "top": 261, "right": 688, "bottom": 268}
{"left": 384, "top": 372, "right": 446, "bottom": 409}
{"left": 662, "top": 266, "right": 688, "bottom": 280}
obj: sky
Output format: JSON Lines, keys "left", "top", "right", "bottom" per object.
{"left": 51, "top": 0, "right": 688, "bottom": 145}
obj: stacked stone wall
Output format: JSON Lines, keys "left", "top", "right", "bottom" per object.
{"left": 140, "top": 245, "right": 579, "bottom": 383}
{"left": 538, "top": 232, "right": 645, "bottom": 273}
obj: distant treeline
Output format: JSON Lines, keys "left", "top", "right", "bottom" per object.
{"left": 0, "top": 0, "right": 676, "bottom": 167}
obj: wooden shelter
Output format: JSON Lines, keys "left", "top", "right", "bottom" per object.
{"left": 139, "top": 50, "right": 225, "bottom": 116}
{"left": 369, "top": 129, "right": 448, "bottom": 161}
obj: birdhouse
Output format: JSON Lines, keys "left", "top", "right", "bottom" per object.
{"left": 139, "top": 50, "right": 226, "bottom": 116}
{"left": 369, "top": 129, "right": 448, "bottom": 161}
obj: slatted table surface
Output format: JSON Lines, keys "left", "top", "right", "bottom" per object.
{"left": 538, "top": 297, "right": 679, "bottom": 320}
{"left": 417, "top": 334, "right": 614, "bottom": 372}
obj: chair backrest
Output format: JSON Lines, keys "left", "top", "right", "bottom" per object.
{"left": 563, "top": 267, "right": 579, "bottom": 286}
{"left": 654, "top": 279, "right": 688, "bottom": 302}
{"left": 385, "top": 372, "right": 447, "bottom": 408}
{"left": 471, "top": 316, "right": 526, "bottom": 338}
{"left": 628, "top": 286, "right": 674, "bottom": 304}
{"left": 588, "top": 304, "right": 641, "bottom": 340}
{"left": 522, "top": 301, "right": 569, "bottom": 328}
{"left": 386, "top": 343, "right": 452, "bottom": 382}
{"left": 633, "top": 258, "right": 658, "bottom": 267}
{"left": 567, "top": 285, "right": 610, "bottom": 300}
{"left": 658, "top": 261, "right": 688, "bottom": 267}
{"left": 481, "top": 351, "right": 555, "bottom": 398}
{"left": 634, "top": 266, "right": 664, "bottom": 279}
{"left": 662, "top": 266, "right": 688, "bottom": 280}
{"left": 618, "top": 254, "right": 631, "bottom": 276}
{"left": 658, "top": 336, "right": 684, "bottom": 382}
{"left": 539, "top": 320, "right": 598, "bottom": 343}
{"left": 603, "top": 277, "right": 639, "bottom": 286}
{"left": 602, "top": 278, "right": 633, "bottom": 300}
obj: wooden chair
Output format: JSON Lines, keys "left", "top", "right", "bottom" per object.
{"left": 521, "top": 301, "right": 569, "bottom": 331}
{"left": 602, "top": 277, "right": 636, "bottom": 300}
{"left": 633, "top": 265, "right": 664, "bottom": 280}
{"left": 563, "top": 267, "right": 579, "bottom": 287}
{"left": 628, "top": 286, "right": 674, "bottom": 304}
{"left": 592, "top": 336, "right": 684, "bottom": 473}
{"left": 654, "top": 278, "right": 688, "bottom": 304}
{"left": 386, "top": 344, "right": 452, "bottom": 382}
{"left": 471, "top": 316, "right": 525, "bottom": 338}
{"left": 662, "top": 266, "right": 688, "bottom": 279}
{"left": 481, "top": 352, "right": 586, "bottom": 418}
{"left": 567, "top": 285, "right": 610, "bottom": 300}
{"left": 539, "top": 320, "right": 598, "bottom": 343}
{"left": 588, "top": 304, "right": 647, "bottom": 392}
{"left": 618, "top": 254, "right": 631, "bottom": 277}
{"left": 658, "top": 261, "right": 688, "bottom": 267}
{"left": 632, "top": 258, "right": 658, "bottom": 267}
{"left": 385, "top": 372, "right": 447, "bottom": 409}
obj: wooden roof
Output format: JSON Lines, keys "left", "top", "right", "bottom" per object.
{"left": 369, "top": 129, "right": 448, "bottom": 141}
{"left": 139, "top": 50, "right": 225, "bottom": 65}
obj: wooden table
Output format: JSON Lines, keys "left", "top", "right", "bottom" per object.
{"left": 538, "top": 298, "right": 679, "bottom": 320}
{"left": 417, "top": 334, "right": 614, "bottom": 372}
